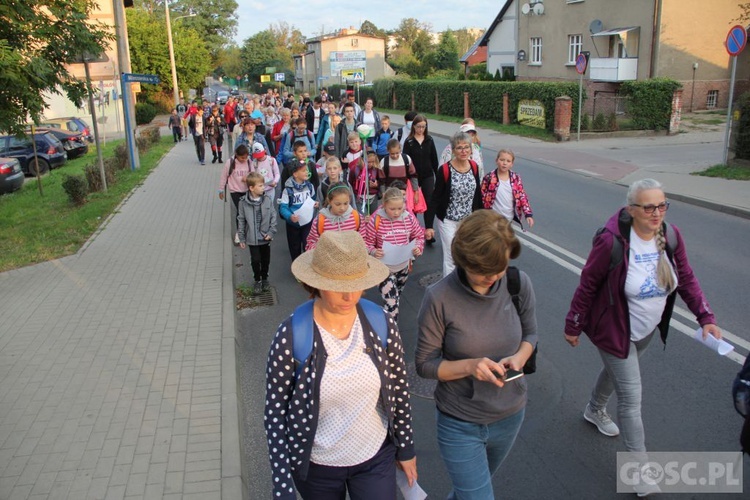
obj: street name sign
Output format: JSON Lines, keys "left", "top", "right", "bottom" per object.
{"left": 122, "top": 73, "right": 160, "bottom": 84}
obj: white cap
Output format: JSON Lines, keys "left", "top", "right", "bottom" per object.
{"left": 459, "top": 123, "right": 477, "bottom": 133}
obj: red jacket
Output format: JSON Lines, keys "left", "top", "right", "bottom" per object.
{"left": 564, "top": 208, "right": 716, "bottom": 358}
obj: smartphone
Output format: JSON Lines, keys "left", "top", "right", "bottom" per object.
{"left": 495, "top": 368, "right": 524, "bottom": 382}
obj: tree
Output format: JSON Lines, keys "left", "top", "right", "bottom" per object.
{"left": 163, "top": 0, "right": 238, "bottom": 59}
{"left": 269, "top": 22, "right": 307, "bottom": 58}
{"left": 453, "top": 28, "right": 483, "bottom": 58}
{"left": 360, "top": 20, "right": 386, "bottom": 38}
{"left": 412, "top": 30, "right": 435, "bottom": 61}
{"left": 241, "top": 30, "right": 281, "bottom": 84}
{"left": 215, "top": 45, "right": 245, "bottom": 83}
{"left": 394, "top": 18, "right": 423, "bottom": 50}
{"left": 737, "top": 2, "right": 750, "bottom": 22}
{"left": 0, "top": 0, "right": 112, "bottom": 135}
{"left": 434, "top": 30, "right": 460, "bottom": 71}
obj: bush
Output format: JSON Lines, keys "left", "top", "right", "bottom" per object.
{"left": 620, "top": 78, "right": 681, "bottom": 130}
{"left": 593, "top": 113, "right": 607, "bottom": 131}
{"left": 147, "top": 93, "right": 174, "bottom": 114}
{"left": 735, "top": 92, "right": 750, "bottom": 159}
{"left": 580, "top": 113, "right": 591, "bottom": 131}
{"left": 608, "top": 113, "right": 619, "bottom": 132}
{"left": 141, "top": 126, "right": 161, "bottom": 145}
{"left": 84, "top": 162, "right": 116, "bottom": 193}
{"left": 61, "top": 174, "right": 88, "bottom": 206}
{"left": 135, "top": 102, "right": 157, "bottom": 125}
{"left": 373, "top": 77, "right": 582, "bottom": 130}
{"left": 113, "top": 143, "right": 129, "bottom": 170}
{"left": 135, "top": 135, "right": 150, "bottom": 153}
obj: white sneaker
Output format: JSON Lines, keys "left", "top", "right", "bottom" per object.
{"left": 634, "top": 481, "right": 661, "bottom": 497}
{"left": 584, "top": 403, "right": 620, "bottom": 437}
{"left": 233, "top": 233, "right": 240, "bottom": 245}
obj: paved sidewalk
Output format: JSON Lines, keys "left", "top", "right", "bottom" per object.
{"left": 0, "top": 141, "right": 241, "bottom": 499}
{"left": 391, "top": 117, "right": 750, "bottom": 218}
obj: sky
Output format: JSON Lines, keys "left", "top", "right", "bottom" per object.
{"left": 233, "top": 0, "right": 504, "bottom": 45}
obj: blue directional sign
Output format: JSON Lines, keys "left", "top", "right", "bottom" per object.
{"left": 122, "top": 73, "right": 160, "bottom": 84}
{"left": 274, "top": 72, "right": 285, "bottom": 82}
{"left": 575, "top": 53, "right": 588, "bottom": 75}
{"left": 726, "top": 25, "right": 747, "bottom": 56}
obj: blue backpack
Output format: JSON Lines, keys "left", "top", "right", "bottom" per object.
{"left": 291, "top": 299, "right": 388, "bottom": 377}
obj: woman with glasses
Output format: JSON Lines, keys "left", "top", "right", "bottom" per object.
{"left": 428, "top": 131, "right": 482, "bottom": 277}
{"left": 564, "top": 178, "right": 720, "bottom": 495}
{"left": 403, "top": 115, "right": 439, "bottom": 242}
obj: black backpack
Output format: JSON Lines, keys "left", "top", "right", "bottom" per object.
{"left": 506, "top": 266, "right": 537, "bottom": 374}
{"left": 733, "top": 354, "right": 750, "bottom": 417}
{"left": 381, "top": 153, "right": 411, "bottom": 180}
{"left": 594, "top": 221, "right": 678, "bottom": 271}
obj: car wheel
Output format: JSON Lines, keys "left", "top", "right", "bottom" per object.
{"left": 28, "top": 159, "right": 50, "bottom": 176}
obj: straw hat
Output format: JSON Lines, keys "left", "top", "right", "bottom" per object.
{"left": 291, "top": 231, "right": 389, "bottom": 292}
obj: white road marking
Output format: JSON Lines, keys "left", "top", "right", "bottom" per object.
{"left": 516, "top": 231, "right": 746, "bottom": 364}
{"left": 574, "top": 169, "right": 602, "bottom": 176}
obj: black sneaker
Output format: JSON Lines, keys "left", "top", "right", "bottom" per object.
{"left": 253, "top": 280, "right": 263, "bottom": 294}
{"left": 261, "top": 279, "right": 270, "bottom": 291}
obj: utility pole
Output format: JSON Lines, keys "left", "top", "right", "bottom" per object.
{"left": 113, "top": 0, "right": 139, "bottom": 169}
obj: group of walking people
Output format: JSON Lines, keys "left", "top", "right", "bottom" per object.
{"left": 204, "top": 88, "right": 722, "bottom": 499}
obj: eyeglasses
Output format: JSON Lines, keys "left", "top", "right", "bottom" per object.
{"left": 454, "top": 145, "right": 471, "bottom": 151}
{"left": 414, "top": 124, "right": 426, "bottom": 129}
{"left": 630, "top": 201, "right": 670, "bottom": 214}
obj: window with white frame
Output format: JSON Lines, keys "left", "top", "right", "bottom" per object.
{"left": 568, "top": 34, "right": 582, "bottom": 64}
{"left": 530, "top": 37, "right": 542, "bottom": 64}
{"left": 706, "top": 90, "right": 719, "bottom": 109}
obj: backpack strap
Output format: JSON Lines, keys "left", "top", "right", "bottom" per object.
{"left": 224, "top": 156, "right": 237, "bottom": 191}
{"left": 506, "top": 266, "right": 521, "bottom": 316}
{"left": 374, "top": 214, "right": 382, "bottom": 232}
{"left": 383, "top": 155, "right": 390, "bottom": 179}
{"left": 442, "top": 162, "right": 451, "bottom": 183}
{"left": 291, "top": 298, "right": 387, "bottom": 378}
{"left": 317, "top": 213, "right": 326, "bottom": 235}
{"left": 353, "top": 210, "right": 361, "bottom": 231}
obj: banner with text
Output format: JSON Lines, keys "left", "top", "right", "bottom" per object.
{"left": 518, "top": 100, "right": 546, "bottom": 129}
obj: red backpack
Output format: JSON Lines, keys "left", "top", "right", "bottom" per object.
{"left": 441, "top": 159, "right": 479, "bottom": 182}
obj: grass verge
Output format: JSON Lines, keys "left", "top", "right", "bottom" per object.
{"left": 377, "top": 108, "right": 555, "bottom": 141}
{"left": 691, "top": 164, "right": 750, "bottom": 180}
{"left": 0, "top": 136, "right": 175, "bottom": 272}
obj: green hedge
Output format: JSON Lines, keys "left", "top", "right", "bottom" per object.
{"left": 372, "top": 78, "right": 581, "bottom": 130}
{"left": 135, "top": 103, "right": 157, "bottom": 125}
{"left": 735, "top": 92, "right": 750, "bottom": 160}
{"left": 620, "top": 78, "right": 681, "bottom": 131}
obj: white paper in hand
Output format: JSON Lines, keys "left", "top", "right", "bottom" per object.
{"left": 692, "top": 327, "right": 733, "bottom": 356}
{"left": 396, "top": 468, "right": 427, "bottom": 500}
{"left": 294, "top": 196, "right": 316, "bottom": 226}
{"left": 381, "top": 240, "right": 416, "bottom": 266}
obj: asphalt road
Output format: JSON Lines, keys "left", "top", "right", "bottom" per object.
{"left": 235, "top": 135, "right": 750, "bottom": 499}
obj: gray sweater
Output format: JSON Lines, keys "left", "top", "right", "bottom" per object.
{"left": 237, "top": 193, "right": 277, "bottom": 245}
{"left": 415, "top": 269, "right": 538, "bottom": 424}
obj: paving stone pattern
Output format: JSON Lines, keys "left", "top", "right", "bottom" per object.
{"left": 0, "top": 143, "right": 230, "bottom": 500}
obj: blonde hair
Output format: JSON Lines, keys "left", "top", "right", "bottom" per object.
{"left": 627, "top": 178, "right": 675, "bottom": 292}
{"left": 452, "top": 210, "right": 521, "bottom": 275}
{"left": 497, "top": 149, "right": 515, "bottom": 161}
{"left": 382, "top": 187, "right": 405, "bottom": 206}
{"left": 462, "top": 117, "right": 481, "bottom": 146}
{"left": 325, "top": 156, "right": 342, "bottom": 170}
{"left": 347, "top": 131, "right": 361, "bottom": 143}
{"left": 245, "top": 172, "right": 264, "bottom": 188}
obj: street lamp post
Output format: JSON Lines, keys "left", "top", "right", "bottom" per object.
{"left": 165, "top": 5, "right": 197, "bottom": 109}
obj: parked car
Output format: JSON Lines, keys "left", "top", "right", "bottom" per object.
{"left": 0, "top": 157, "right": 24, "bottom": 194}
{"left": 230, "top": 87, "right": 240, "bottom": 96}
{"left": 33, "top": 127, "right": 89, "bottom": 159}
{"left": 39, "top": 117, "right": 94, "bottom": 143}
{"left": 216, "top": 91, "right": 230, "bottom": 105}
{"left": 0, "top": 132, "right": 66, "bottom": 176}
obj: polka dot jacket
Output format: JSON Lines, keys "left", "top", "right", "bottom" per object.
{"left": 264, "top": 303, "right": 415, "bottom": 499}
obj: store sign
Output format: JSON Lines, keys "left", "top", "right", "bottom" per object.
{"left": 329, "top": 50, "right": 366, "bottom": 76}
{"left": 518, "top": 100, "right": 545, "bottom": 129}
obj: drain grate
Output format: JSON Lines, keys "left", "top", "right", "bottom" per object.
{"left": 406, "top": 362, "right": 436, "bottom": 399}
{"left": 418, "top": 272, "right": 443, "bottom": 288}
{"left": 236, "top": 285, "right": 278, "bottom": 310}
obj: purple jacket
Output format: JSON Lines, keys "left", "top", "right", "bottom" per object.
{"left": 564, "top": 208, "right": 715, "bottom": 359}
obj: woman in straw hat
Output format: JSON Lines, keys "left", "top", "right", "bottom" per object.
{"left": 264, "top": 231, "right": 417, "bottom": 499}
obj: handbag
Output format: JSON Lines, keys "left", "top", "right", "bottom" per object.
{"left": 405, "top": 187, "right": 427, "bottom": 214}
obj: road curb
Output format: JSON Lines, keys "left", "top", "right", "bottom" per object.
{"left": 221, "top": 200, "right": 244, "bottom": 499}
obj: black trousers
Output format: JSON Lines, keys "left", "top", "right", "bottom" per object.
{"left": 193, "top": 135, "right": 205, "bottom": 161}
{"left": 286, "top": 222, "right": 312, "bottom": 261}
{"left": 172, "top": 126, "right": 181, "bottom": 142}
{"left": 293, "top": 439, "right": 397, "bottom": 500}
{"left": 230, "top": 191, "right": 245, "bottom": 232}
{"left": 419, "top": 174, "right": 436, "bottom": 230}
{"left": 248, "top": 244, "right": 271, "bottom": 281}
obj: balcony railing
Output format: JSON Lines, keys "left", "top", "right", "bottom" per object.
{"left": 589, "top": 58, "right": 637, "bottom": 82}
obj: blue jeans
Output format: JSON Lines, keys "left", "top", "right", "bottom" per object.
{"left": 436, "top": 408, "right": 525, "bottom": 500}
{"left": 590, "top": 332, "right": 654, "bottom": 452}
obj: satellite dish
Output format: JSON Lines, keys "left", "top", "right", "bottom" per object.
{"left": 533, "top": 3, "right": 545, "bottom": 15}
{"left": 521, "top": 3, "right": 530, "bottom": 15}
{"left": 589, "top": 19, "right": 603, "bottom": 34}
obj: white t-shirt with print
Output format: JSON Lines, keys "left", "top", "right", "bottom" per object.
{"left": 624, "top": 229, "right": 678, "bottom": 341}
{"left": 491, "top": 178, "right": 514, "bottom": 222}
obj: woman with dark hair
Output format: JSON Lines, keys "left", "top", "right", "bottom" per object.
{"left": 564, "top": 178, "right": 720, "bottom": 496}
{"left": 416, "top": 209, "right": 537, "bottom": 499}
{"left": 265, "top": 231, "right": 417, "bottom": 499}
{"left": 403, "top": 115, "right": 439, "bottom": 242}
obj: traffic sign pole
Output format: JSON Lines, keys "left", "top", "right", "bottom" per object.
{"left": 722, "top": 56, "right": 737, "bottom": 165}
{"left": 121, "top": 74, "right": 139, "bottom": 171}
{"left": 577, "top": 72, "right": 583, "bottom": 141}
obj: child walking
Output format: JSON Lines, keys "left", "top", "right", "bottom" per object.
{"left": 318, "top": 157, "right": 356, "bottom": 209}
{"left": 279, "top": 161, "right": 318, "bottom": 261}
{"left": 349, "top": 148, "right": 379, "bottom": 216}
{"left": 305, "top": 182, "right": 365, "bottom": 250}
{"left": 364, "top": 187, "right": 425, "bottom": 322}
{"left": 249, "top": 142, "right": 280, "bottom": 201}
{"left": 480, "top": 149, "right": 534, "bottom": 230}
{"left": 237, "top": 173, "right": 277, "bottom": 293}
{"left": 218, "top": 144, "right": 251, "bottom": 245}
